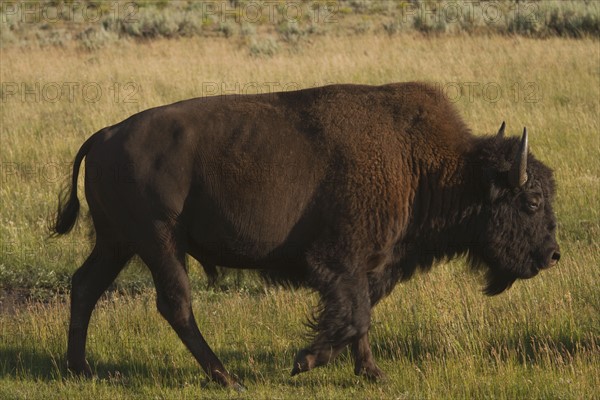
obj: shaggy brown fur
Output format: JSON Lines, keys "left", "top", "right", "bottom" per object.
{"left": 53, "top": 83, "right": 559, "bottom": 389}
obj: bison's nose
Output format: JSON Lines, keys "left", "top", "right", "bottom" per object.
{"left": 549, "top": 251, "right": 561, "bottom": 267}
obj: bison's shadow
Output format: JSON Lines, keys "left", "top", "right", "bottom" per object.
{"left": 0, "top": 345, "right": 62, "bottom": 381}
{"left": 0, "top": 345, "right": 275, "bottom": 388}
{"left": 0, "top": 328, "right": 589, "bottom": 387}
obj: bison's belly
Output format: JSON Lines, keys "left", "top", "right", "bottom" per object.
{"left": 184, "top": 186, "right": 318, "bottom": 268}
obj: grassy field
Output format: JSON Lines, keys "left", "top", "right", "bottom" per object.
{"left": 1, "top": 16, "right": 599, "bottom": 400}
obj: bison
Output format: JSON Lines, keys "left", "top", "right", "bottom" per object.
{"left": 52, "top": 82, "right": 560, "bottom": 390}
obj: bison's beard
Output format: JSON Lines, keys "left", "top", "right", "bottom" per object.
{"left": 467, "top": 254, "right": 517, "bottom": 296}
{"left": 483, "top": 270, "right": 517, "bottom": 296}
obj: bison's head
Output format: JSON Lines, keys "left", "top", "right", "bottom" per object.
{"left": 472, "top": 123, "right": 560, "bottom": 295}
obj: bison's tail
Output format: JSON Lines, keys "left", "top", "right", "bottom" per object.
{"left": 51, "top": 133, "right": 98, "bottom": 236}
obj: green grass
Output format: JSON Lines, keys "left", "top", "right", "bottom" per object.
{"left": 0, "top": 28, "right": 599, "bottom": 399}
{"left": 1, "top": 279, "right": 598, "bottom": 399}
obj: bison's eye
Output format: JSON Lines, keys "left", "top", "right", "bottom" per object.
{"left": 523, "top": 192, "right": 543, "bottom": 213}
{"left": 526, "top": 200, "right": 540, "bottom": 212}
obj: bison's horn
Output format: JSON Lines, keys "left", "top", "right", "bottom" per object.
{"left": 496, "top": 121, "right": 506, "bottom": 138}
{"left": 509, "top": 128, "right": 528, "bottom": 188}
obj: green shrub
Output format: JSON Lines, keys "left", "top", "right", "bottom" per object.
{"left": 1, "top": 0, "right": 599, "bottom": 48}
{"left": 75, "top": 26, "right": 117, "bottom": 50}
{"left": 249, "top": 36, "right": 279, "bottom": 57}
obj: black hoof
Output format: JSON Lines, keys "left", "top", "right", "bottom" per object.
{"left": 67, "top": 359, "right": 93, "bottom": 379}
{"left": 356, "top": 365, "right": 387, "bottom": 382}
{"left": 291, "top": 349, "right": 315, "bottom": 376}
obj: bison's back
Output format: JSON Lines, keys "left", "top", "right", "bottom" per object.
{"left": 83, "top": 82, "right": 473, "bottom": 266}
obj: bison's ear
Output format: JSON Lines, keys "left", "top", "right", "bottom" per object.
{"left": 496, "top": 121, "right": 506, "bottom": 138}
{"left": 508, "top": 128, "right": 528, "bottom": 188}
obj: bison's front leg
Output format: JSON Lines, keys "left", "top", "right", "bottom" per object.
{"left": 351, "top": 333, "right": 386, "bottom": 381}
{"left": 291, "top": 270, "right": 378, "bottom": 378}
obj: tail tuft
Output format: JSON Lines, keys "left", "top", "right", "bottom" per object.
{"left": 49, "top": 131, "right": 97, "bottom": 237}
{"left": 51, "top": 187, "right": 80, "bottom": 236}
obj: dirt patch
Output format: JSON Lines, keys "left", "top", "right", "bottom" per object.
{"left": 0, "top": 287, "right": 151, "bottom": 315}
{"left": 0, "top": 288, "right": 69, "bottom": 315}
{"left": 0, "top": 288, "right": 32, "bottom": 315}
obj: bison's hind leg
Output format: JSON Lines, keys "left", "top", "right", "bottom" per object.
{"left": 67, "top": 239, "right": 134, "bottom": 376}
{"left": 137, "top": 226, "right": 244, "bottom": 391}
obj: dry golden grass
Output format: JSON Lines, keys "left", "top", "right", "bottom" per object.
{"left": 1, "top": 33, "right": 599, "bottom": 398}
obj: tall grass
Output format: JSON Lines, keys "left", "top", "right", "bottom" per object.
{"left": 1, "top": 281, "right": 598, "bottom": 398}
{"left": 0, "top": 31, "right": 598, "bottom": 398}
